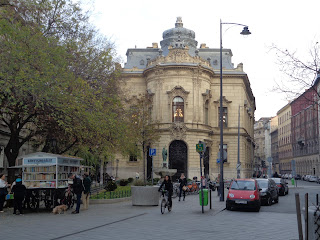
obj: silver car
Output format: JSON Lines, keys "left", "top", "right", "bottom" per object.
{"left": 309, "top": 176, "right": 318, "bottom": 182}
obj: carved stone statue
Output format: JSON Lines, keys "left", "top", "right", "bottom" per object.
{"left": 162, "top": 146, "right": 167, "bottom": 162}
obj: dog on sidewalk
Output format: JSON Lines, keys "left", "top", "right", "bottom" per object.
{"left": 52, "top": 205, "right": 68, "bottom": 214}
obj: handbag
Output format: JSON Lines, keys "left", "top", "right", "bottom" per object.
{"left": 182, "top": 186, "right": 188, "bottom": 191}
{"left": 6, "top": 194, "right": 14, "bottom": 200}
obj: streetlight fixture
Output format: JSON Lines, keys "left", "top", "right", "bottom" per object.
{"left": 219, "top": 20, "right": 251, "bottom": 202}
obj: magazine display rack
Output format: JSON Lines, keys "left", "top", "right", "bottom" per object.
{"left": 18, "top": 152, "right": 82, "bottom": 189}
{"left": 14, "top": 152, "right": 88, "bottom": 210}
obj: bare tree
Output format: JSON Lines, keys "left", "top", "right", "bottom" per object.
{"left": 272, "top": 42, "right": 320, "bottom": 101}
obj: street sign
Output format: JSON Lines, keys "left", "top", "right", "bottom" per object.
{"left": 196, "top": 143, "right": 204, "bottom": 153}
{"left": 149, "top": 148, "right": 156, "bottom": 156}
{"left": 216, "top": 158, "right": 220, "bottom": 163}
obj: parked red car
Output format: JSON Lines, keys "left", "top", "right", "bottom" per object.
{"left": 226, "top": 179, "right": 261, "bottom": 212}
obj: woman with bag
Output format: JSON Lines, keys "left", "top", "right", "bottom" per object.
{"left": 0, "top": 173, "right": 10, "bottom": 212}
{"left": 178, "top": 173, "right": 187, "bottom": 201}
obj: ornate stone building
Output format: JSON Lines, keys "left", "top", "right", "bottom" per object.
{"left": 116, "top": 17, "right": 255, "bottom": 180}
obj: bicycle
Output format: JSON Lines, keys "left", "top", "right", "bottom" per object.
{"left": 160, "top": 190, "right": 171, "bottom": 214}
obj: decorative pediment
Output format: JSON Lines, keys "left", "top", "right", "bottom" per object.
{"left": 167, "top": 86, "right": 190, "bottom": 103}
{"left": 170, "top": 122, "right": 187, "bottom": 140}
{"left": 213, "top": 96, "right": 232, "bottom": 104}
{"left": 147, "top": 46, "right": 211, "bottom": 68}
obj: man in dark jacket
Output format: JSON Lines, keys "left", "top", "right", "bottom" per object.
{"left": 69, "top": 173, "right": 83, "bottom": 214}
{"left": 82, "top": 173, "right": 91, "bottom": 210}
{"left": 11, "top": 178, "right": 26, "bottom": 215}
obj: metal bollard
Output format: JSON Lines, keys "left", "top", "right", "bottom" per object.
{"left": 210, "top": 189, "right": 212, "bottom": 209}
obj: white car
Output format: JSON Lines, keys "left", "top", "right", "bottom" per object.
{"left": 309, "top": 176, "right": 318, "bottom": 182}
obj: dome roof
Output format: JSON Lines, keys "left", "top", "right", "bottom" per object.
{"left": 160, "top": 17, "right": 198, "bottom": 56}
{"left": 162, "top": 17, "right": 196, "bottom": 40}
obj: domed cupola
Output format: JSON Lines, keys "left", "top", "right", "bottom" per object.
{"left": 160, "top": 17, "right": 198, "bottom": 56}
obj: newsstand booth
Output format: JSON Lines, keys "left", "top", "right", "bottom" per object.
{"left": 15, "top": 152, "right": 86, "bottom": 210}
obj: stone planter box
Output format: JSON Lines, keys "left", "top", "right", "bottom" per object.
{"left": 131, "top": 186, "right": 159, "bottom": 206}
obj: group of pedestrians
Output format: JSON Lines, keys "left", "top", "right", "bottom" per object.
{"left": 0, "top": 173, "right": 26, "bottom": 215}
{"left": 68, "top": 172, "right": 91, "bottom": 214}
{"left": 158, "top": 173, "right": 188, "bottom": 209}
{"left": 0, "top": 172, "right": 91, "bottom": 215}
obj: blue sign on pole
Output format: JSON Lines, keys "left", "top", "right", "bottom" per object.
{"left": 149, "top": 148, "right": 156, "bottom": 156}
{"left": 216, "top": 159, "right": 220, "bottom": 164}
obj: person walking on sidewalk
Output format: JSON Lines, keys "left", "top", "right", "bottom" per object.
{"left": 11, "top": 178, "right": 26, "bottom": 215}
{"left": 178, "top": 173, "right": 187, "bottom": 201}
{"left": 69, "top": 173, "right": 83, "bottom": 214}
{"left": 82, "top": 172, "right": 91, "bottom": 210}
{"left": 0, "top": 174, "right": 10, "bottom": 213}
{"left": 158, "top": 175, "right": 173, "bottom": 208}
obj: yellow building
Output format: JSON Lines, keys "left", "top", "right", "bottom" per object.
{"left": 277, "top": 103, "right": 292, "bottom": 174}
{"left": 113, "top": 17, "right": 255, "bottom": 180}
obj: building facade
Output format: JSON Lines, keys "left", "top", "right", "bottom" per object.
{"left": 277, "top": 103, "right": 292, "bottom": 174}
{"left": 116, "top": 17, "right": 256, "bottom": 180}
{"left": 270, "top": 116, "right": 279, "bottom": 173}
{"left": 291, "top": 88, "right": 319, "bottom": 176}
{"left": 254, "top": 117, "right": 271, "bottom": 176}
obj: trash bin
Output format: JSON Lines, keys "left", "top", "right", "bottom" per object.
{"left": 291, "top": 178, "right": 295, "bottom": 186}
{"left": 199, "top": 189, "right": 208, "bottom": 206}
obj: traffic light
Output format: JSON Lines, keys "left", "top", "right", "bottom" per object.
{"left": 261, "top": 160, "right": 266, "bottom": 168}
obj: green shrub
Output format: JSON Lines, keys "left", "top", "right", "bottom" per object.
{"left": 132, "top": 179, "right": 145, "bottom": 186}
{"left": 127, "top": 177, "right": 134, "bottom": 183}
{"left": 105, "top": 181, "right": 117, "bottom": 191}
{"left": 119, "top": 179, "right": 129, "bottom": 186}
{"left": 153, "top": 178, "right": 160, "bottom": 184}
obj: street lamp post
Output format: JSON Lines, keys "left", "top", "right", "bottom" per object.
{"left": 219, "top": 20, "right": 251, "bottom": 201}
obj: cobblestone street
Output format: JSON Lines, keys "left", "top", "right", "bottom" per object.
{"left": 0, "top": 183, "right": 305, "bottom": 240}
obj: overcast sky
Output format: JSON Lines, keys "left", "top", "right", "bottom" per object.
{"left": 89, "top": 0, "right": 320, "bottom": 120}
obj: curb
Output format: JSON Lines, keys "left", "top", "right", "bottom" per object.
{"left": 90, "top": 197, "right": 132, "bottom": 204}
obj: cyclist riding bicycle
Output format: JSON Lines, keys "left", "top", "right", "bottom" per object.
{"left": 158, "top": 175, "right": 173, "bottom": 208}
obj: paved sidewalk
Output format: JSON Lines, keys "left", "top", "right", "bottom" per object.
{"left": 0, "top": 188, "right": 299, "bottom": 240}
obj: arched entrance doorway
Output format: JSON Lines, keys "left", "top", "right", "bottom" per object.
{"left": 169, "top": 140, "right": 188, "bottom": 181}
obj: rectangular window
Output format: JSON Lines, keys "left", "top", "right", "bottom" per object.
{"left": 219, "top": 144, "right": 228, "bottom": 162}
{"left": 129, "top": 155, "right": 137, "bottom": 162}
{"left": 218, "top": 107, "right": 228, "bottom": 127}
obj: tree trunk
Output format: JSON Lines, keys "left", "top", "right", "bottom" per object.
{"left": 4, "top": 135, "right": 21, "bottom": 183}
{"left": 100, "top": 159, "right": 104, "bottom": 185}
{"left": 143, "top": 144, "right": 146, "bottom": 185}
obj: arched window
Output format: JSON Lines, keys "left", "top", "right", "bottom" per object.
{"left": 172, "top": 96, "right": 184, "bottom": 122}
{"left": 204, "top": 100, "right": 209, "bottom": 125}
